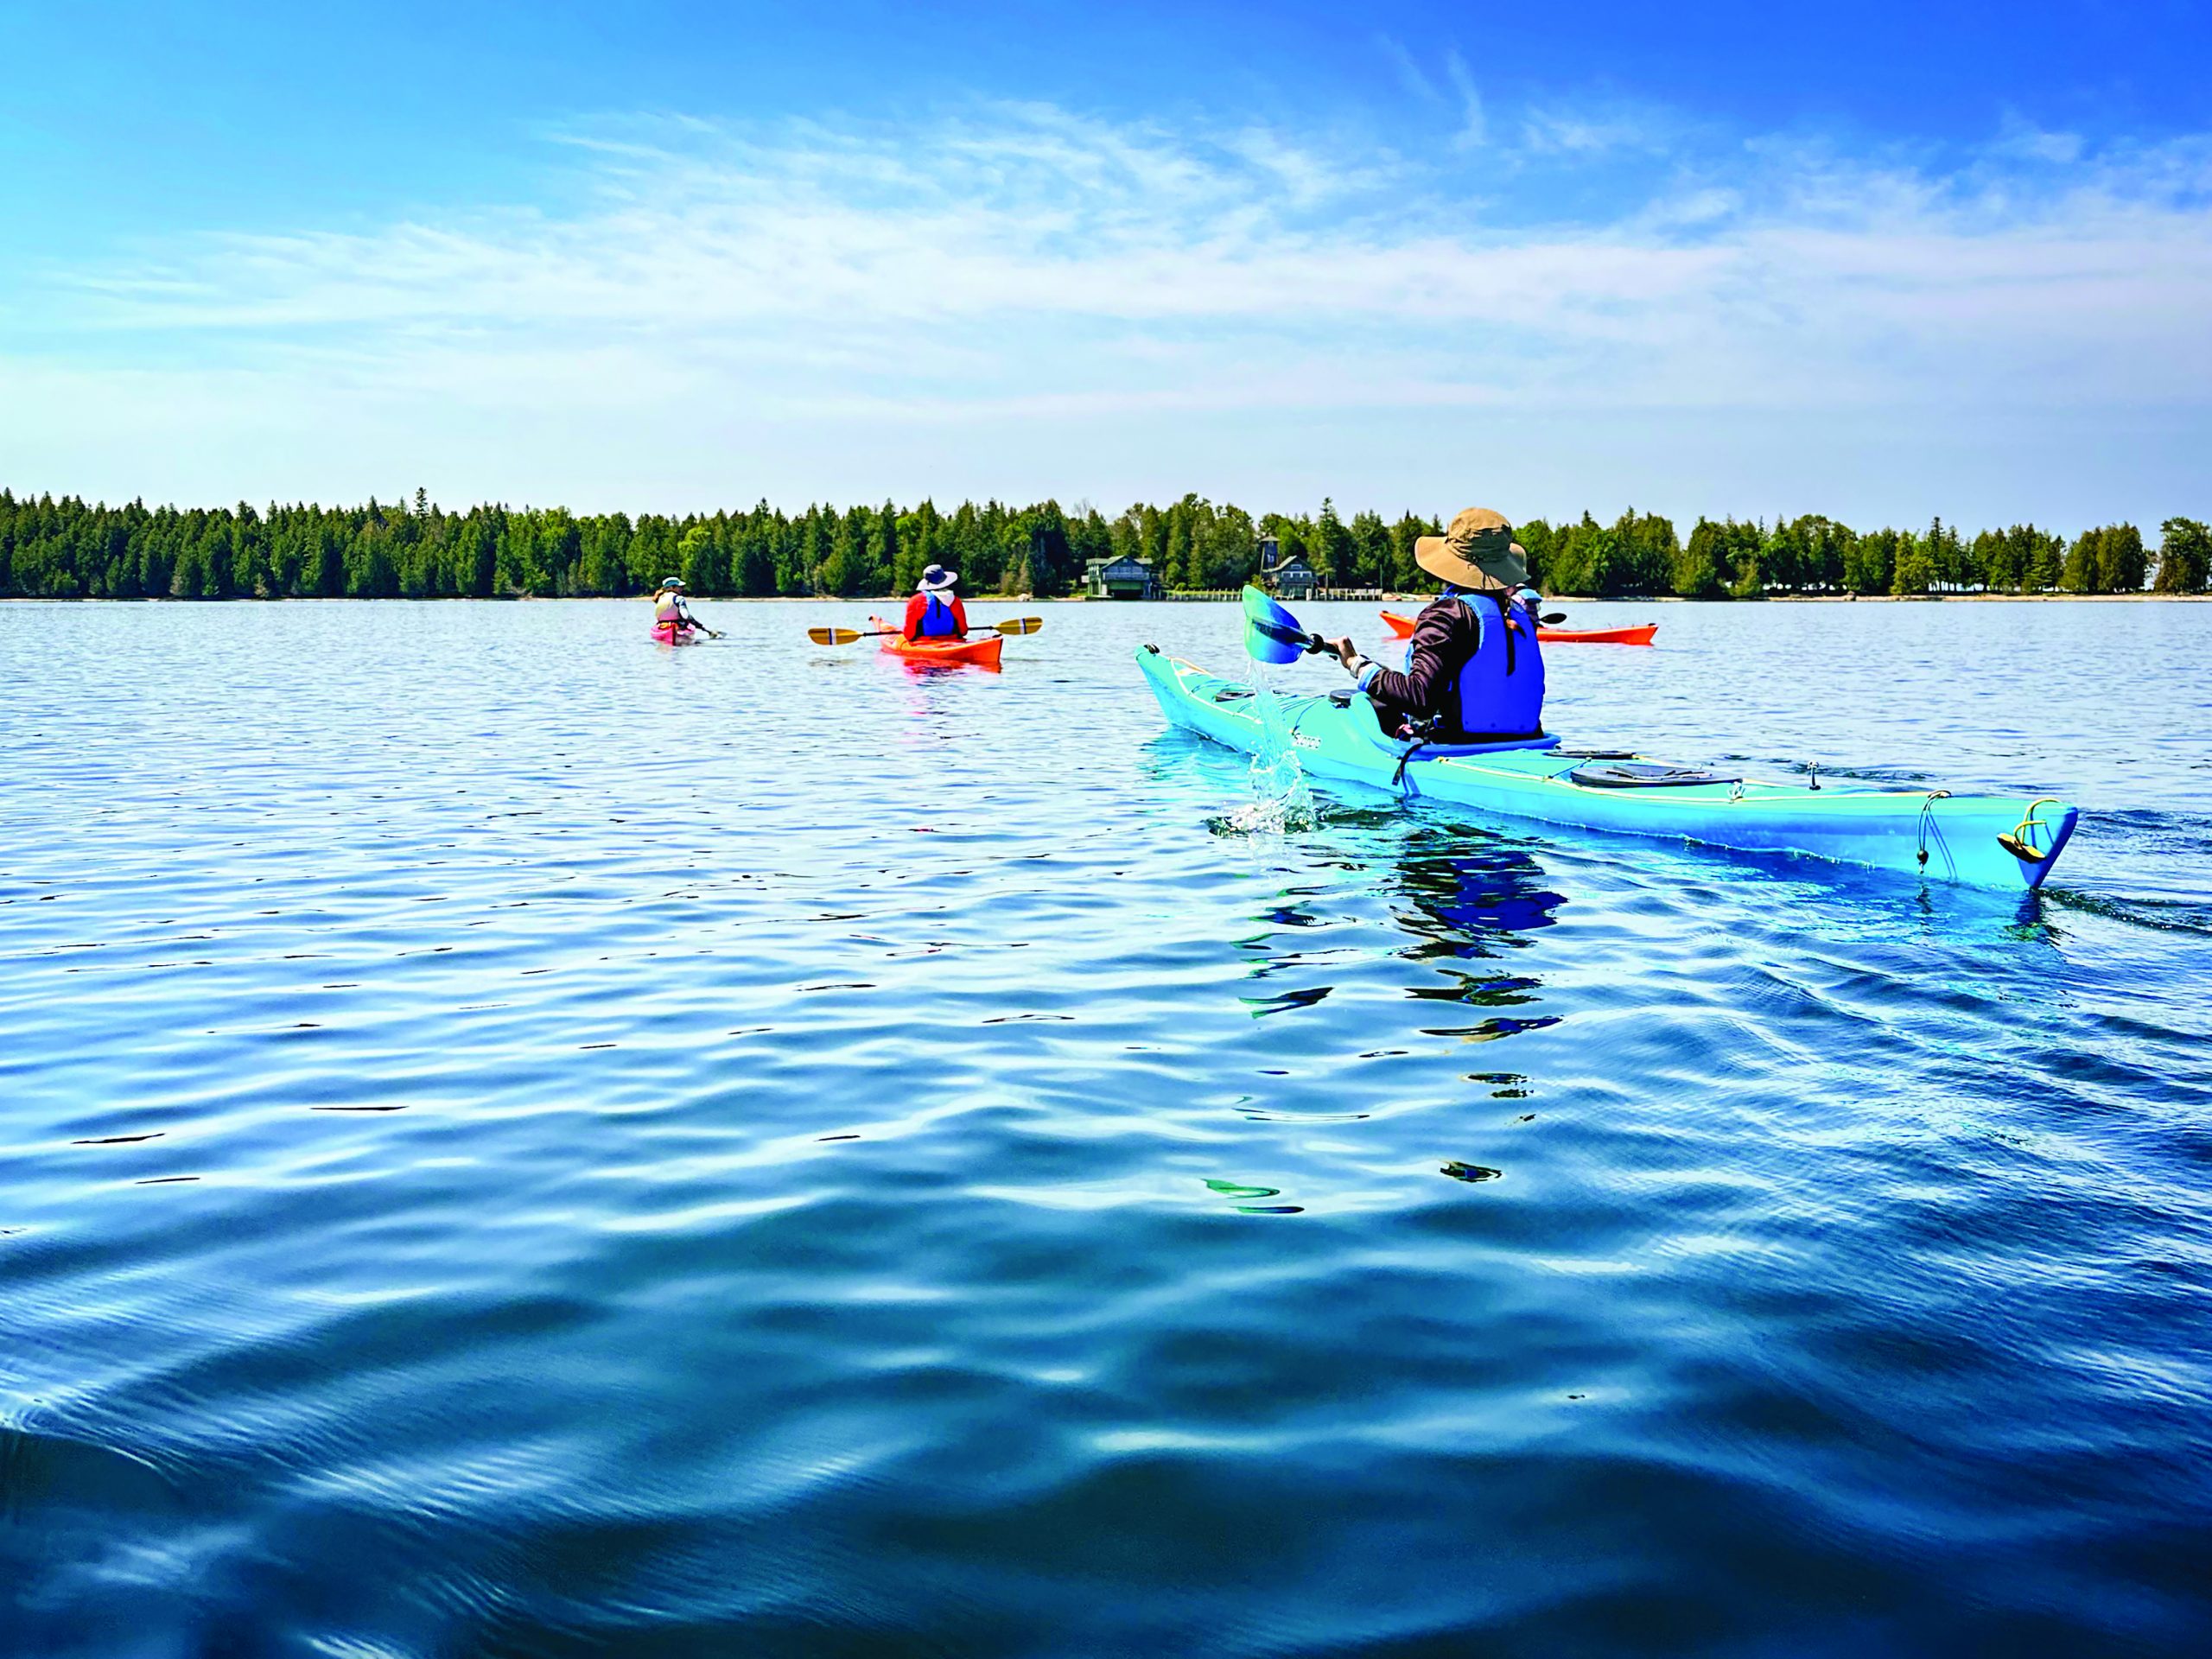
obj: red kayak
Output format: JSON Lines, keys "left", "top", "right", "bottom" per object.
{"left": 869, "top": 618, "right": 1004, "bottom": 671}
{"left": 1380, "top": 610, "right": 1656, "bottom": 645}
{"left": 652, "top": 620, "right": 702, "bottom": 645}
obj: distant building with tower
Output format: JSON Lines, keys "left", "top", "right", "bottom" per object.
{"left": 1256, "top": 534, "right": 1318, "bottom": 599}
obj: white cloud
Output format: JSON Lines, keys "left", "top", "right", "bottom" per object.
{"left": 1993, "top": 113, "right": 2086, "bottom": 165}
{"left": 1520, "top": 107, "right": 1672, "bottom": 156}
{"left": 1443, "top": 51, "right": 1487, "bottom": 150}
{"left": 6, "top": 102, "right": 2212, "bottom": 521}
{"left": 1376, "top": 35, "right": 1440, "bottom": 106}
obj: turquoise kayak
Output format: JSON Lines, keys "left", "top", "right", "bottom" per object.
{"left": 1136, "top": 645, "right": 2079, "bottom": 892}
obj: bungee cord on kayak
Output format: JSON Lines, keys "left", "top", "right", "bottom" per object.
{"left": 1916, "top": 790, "right": 1955, "bottom": 868}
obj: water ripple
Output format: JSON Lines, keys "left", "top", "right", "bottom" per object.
{"left": 3, "top": 598, "right": 2209, "bottom": 1656}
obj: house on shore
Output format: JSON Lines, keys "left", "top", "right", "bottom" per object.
{"left": 1085, "top": 554, "right": 1160, "bottom": 599}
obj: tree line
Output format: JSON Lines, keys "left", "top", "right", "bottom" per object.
{"left": 2, "top": 488, "right": 2206, "bottom": 599}
{"left": 1517, "top": 512, "right": 2210, "bottom": 598}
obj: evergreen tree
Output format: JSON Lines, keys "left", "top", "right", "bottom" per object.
{"left": 1728, "top": 521, "right": 1764, "bottom": 599}
{"left": 1970, "top": 530, "right": 2011, "bottom": 593}
{"left": 1891, "top": 530, "right": 1935, "bottom": 595}
{"left": 1350, "top": 510, "right": 1390, "bottom": 591}
{"left": 1069, "top": 505, "right": 1112, "bottom": 578}
{"left": 2093, "top": 524, "right": 2145, "bottom": 593}
{"left": 1193, "top": 503, "right": 1258, "bottom": 590}
{"left": 1390, "top": 512, "right": 1440, "bottom": 590}
{"left": 1675, "top": 518, "right": 1732, "bottom": 598}
{"left": 2024, "top": 527, "right": 2063, "bottom": 591}
{"left": 1313, "top": 498, "right": 1356, "bottom": 588}
{"left": 893, "top": 500, "right": 937, "bottom": 594}
{"left": 1843, "top": 530, "right": 1896, "bottom": 595}
{"left": 2060, "top": 529, "right": 2103, "bottom": 594}
{"left": 1163, "top": 509, "right": 1193, "bottom": 592}
{"left": 2153, "top": 518, "right": 2210, "bottom": 593}
{"left": 1614, "top": 509, "right": 1677, "bottom": 594}
{"left": 877, "top": 500, "right": 900, "bottom": 595}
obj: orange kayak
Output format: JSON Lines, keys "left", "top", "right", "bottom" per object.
{"left": 1379, "top": 610, "right": 1656, "bottom": 645}
{"left": 1541, "top": 624, "right": 1658, "bottom": 645}
{"left": 869, "top": 618, "right": 1004, "bottom": 671}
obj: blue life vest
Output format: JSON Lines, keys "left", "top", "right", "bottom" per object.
{"left": 918, "top": 594, "right": 959, "bottom": 638}
{"left": 1402, "top": 592, "right": 1546, "bottom": 738}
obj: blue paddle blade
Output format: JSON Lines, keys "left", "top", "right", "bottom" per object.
{"left": 1242, "top": 584, "right": 1308, "bottom": 664}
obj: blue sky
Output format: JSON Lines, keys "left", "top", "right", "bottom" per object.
{"left": 5, "top": 0, "right": 2211, "bottom": 528}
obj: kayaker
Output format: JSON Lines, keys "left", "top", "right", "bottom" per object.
{"left": 903, "top": 564, "right": 969, "bottom": 642}
{"left": 1325, "top": 507, "right": 1546, "bottom": 741}
{"left": 652, "top": 576, "right": 698, "bottom": 639}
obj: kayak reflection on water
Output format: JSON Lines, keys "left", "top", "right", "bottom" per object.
{"left": 1388, "top": 827, "right": 1568, "bottom": 1045}
{"left": 1232, "top": 818, "right": 1567, "bottom": 1036}
{"left": 1391, "top": 830, "right": 1568, "bottom": 957}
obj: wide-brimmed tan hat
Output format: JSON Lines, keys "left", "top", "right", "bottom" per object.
{"left": 1414, "top": 507, "right": 1527, "bottom": 591}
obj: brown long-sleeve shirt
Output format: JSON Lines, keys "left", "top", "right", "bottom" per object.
{"left": 1359, "top": 592, "right": 1534, "bottom": 740}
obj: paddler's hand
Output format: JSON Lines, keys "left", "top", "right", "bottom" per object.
{"left": 1326, "top": 636, "right": 1363, "bottom": 673}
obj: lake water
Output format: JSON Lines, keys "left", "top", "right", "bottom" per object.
{"left": 3, "top": 597, "right": 2209, "bottom": 1656}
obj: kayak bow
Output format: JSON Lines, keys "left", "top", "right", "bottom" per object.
{"left": 1136, "top": 645, "right": 2077, "bottom": 891}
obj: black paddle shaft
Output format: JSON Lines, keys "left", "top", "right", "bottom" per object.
{"left": 1251, "top": 616, "right": 1328, "bottom": 654}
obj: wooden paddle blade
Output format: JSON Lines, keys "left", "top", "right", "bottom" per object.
{"left": 994, "top": 616, "right": 1044, "bottom": 634}
{"left": 807, "top": 626, "right": 867, "bottom": 645}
